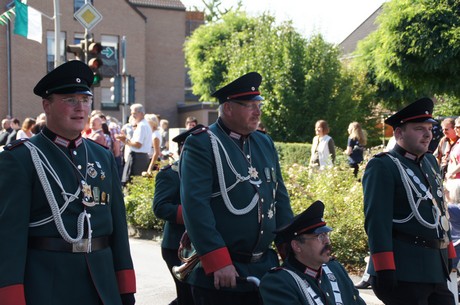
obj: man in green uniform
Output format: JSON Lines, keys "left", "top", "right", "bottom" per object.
{"left": 0, "top": 61, "right": 136, "bottom": 305}
{"left": 179, "top": 72, "right": 293, "bottom": 305}
{"left": 153, "top": 124, "right": 204, "bottom": 305}
{"left": 363, "top": 97, "right": 456, "bottom": 305}
{"left": 260, "top": 200, "right": 366, "bottom": 305}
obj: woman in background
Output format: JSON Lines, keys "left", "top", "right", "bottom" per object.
{"left": 16, "top": 117, "right": 36, "bottom": 139}
{"left": 345, "top": 122, "right": 367, "bottom": 177}
{"left": 309, "top": 120, "right": 335, "bottom": 171}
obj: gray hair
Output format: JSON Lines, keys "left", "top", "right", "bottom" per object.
{"left": 130, "top": 103, "right": 145, "bottom": 114}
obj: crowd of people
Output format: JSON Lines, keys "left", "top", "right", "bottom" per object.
{"left": 0, "top": 60, "right": 458, "bottom": 305}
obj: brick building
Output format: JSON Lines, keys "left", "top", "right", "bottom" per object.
{"left": 0, "top": 0, "right": 211, "bottom": 127}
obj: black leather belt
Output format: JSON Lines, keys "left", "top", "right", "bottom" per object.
{"left": 393, "top": 231, "right": 448, "bottom": 249}
{"left": 230, "top": 251, "right": 265, "bottom": 263}
{"left": 28, "top": 236, "right": 110, "bottom": 253}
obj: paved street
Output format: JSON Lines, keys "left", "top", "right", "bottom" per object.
{"left": 129, "top": 237, "right": 383, "bottom": 305}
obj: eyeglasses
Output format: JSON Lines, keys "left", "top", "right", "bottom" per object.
{"left": 455, "top": 126, "right": 460, "bottom": 129}
{"left": 230, "top": 100, "right": 264, "bottom": 111}
{"left": 61, "top": 96, "right": 93, "bottom": 107}
{"left": 300, "top": 232, "right": 330, "bottom": 243}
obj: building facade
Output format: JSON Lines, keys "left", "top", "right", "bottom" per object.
{"left": 0, "top": 0, "right": 190, "bottom": 127}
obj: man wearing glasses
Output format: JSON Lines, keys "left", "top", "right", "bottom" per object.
{"left": 363, "top": 97, "right": 456, "bottom": 305}
{"left": 259, "top": 200, "right": 365, "bottom": 305}
{"left": 179, "top": 72, "right": 293, "bottom": 305}
{"left": 0, "top": 61, "right": 136, "bottom": 305}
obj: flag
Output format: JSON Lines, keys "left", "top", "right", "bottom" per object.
{"left": 0, "top": 8, "right": 15, "bottom": 26}
{"left": 14, "top": 0, "right": 42, "bottom": 43}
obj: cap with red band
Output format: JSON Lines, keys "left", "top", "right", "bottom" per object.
{"left": 384, "top": 97, "right": 438, "bottom": 129}
{"left": 211, "top": 72, "right": 264, "bottom": 104}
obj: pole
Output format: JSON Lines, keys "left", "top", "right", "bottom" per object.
{"left": 6, "top": 17, "right": 12, "bottom": 116}
{"left": 53, "top": 0, "right": 61, "bottom": 67}
{"left": 121, "top": 36, "right": 127, "bottom": 124}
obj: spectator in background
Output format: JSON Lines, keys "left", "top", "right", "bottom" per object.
{"left": 108, "top": 118, "right": 123, "bottom": 180}
{"left": 159, "top": 119, "right": 169, "bottom": 151}
{"left": 145, "top": 113, "right": 161, "bottom": 175}
{"left": 434, "top": 118, "right": 458, "bottom": 180}
{"left": 445, "top": 179, "right": 460, "bottom": 271}
{"left": 0, "top": 118, "right": 12, "bottom": 146}
{"left": 88, "top": 115, "right": 107, "bottom": 146}
{"left": 446, "top": 117, "right": 460, "bottom": 181}
{"left": 345, "top": 122, "right": 367, "bottom": 177}
{"left": 5, "top": 118, "right": 20, "bottom": 145}
{"left": 16, "top": 117, "right": 36, "bottom": 139}
{"left": 116, "top": 104, "right": 153, "bottom": 185}
{"left": 309, "top": 120, "right": 336, "bottom": 171}
{"left": 185, "top": 116, "right": 197, "bottom": 129}
{"left": 32, "top": 112, "right": 47, "bottom": 134}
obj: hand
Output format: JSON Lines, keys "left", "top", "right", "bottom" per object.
{"left": 375, "top": 270, "right": 397, "bottom": 292}
{"left": 120, "top": 293, "right": 135, "bottom": 305}
{"left": 213, "top": 265, "right": 239, "bottom": 289}
{"left": 115, "top": 134, "right": 127, "bottom": 143}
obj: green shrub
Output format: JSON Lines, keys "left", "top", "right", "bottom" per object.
{"left": 275, "top": 142, "right": 311, "bottom": 166}
{"left": 124, "top": 175, "right": 164, "bottom": 231}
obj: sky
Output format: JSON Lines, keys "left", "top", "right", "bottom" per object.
{"left": 181, "top": 0, "right": 386, "bottom": 44}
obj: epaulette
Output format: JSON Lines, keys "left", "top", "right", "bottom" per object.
{"left": 3, "top": 138, "right": 29, "bottom": 151}
{"left": 268, "top": 266, "right": 284, "bottom": 273}
{"left": 160, "top": 164, "right": 173, "bottom": 172}
{"left": 85, "top": 138, "right": 109, "bottom": 149}
{"left": 374, "top": 151, "right": 388, "bottom": 158}
{"left": 191, "top": 126, "right": 208, "bottom": 135}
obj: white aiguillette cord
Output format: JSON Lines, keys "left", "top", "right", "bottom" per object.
{"left": 25, "top": 140, "right": 93, "bottom": 252}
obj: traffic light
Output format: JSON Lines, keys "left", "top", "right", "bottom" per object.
{"left": 66, "top": 41, "right": 85, "bottom": 61}
{"left": 87, "top": 42, "right": 104, "bottom": 87}
{"left": 127, "top": 75, "right": 135, "bottom": 105}
{"left": 110, "top": 75, "right": 122, "bottom": 104}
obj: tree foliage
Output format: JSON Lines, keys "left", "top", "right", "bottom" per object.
{"left": 354, "top": 0, "right": 460, "bottom": 109}
{"left": 185, "top": 12, "right": 377, "bottom": 146}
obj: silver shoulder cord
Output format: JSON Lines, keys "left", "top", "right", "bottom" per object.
{"left": 208, "top": 129, "right": 259, "bottom": 215}
{"left": 24, "top": 141, "right": 92, "bottom": 252}
{"left": 282, "top": 265, "right": 343, "bottom": 305}
{"left": 387, "top": 154, "right": 440, "bottom": 229}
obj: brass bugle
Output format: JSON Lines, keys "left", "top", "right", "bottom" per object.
{"left": 172, "top": 252, "right": 200, "bottom": 281}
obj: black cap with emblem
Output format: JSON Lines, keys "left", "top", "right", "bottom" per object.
{"left": 33, "top": 60, "right": 94, "bottom": 98}
{"left": 384, "top": 97, "right": 438, "bottom": 129}
{"left": 274, "top": 200, "right": 333, "bottom": 242}
{"left": 172, "top": 124, "right": 206, "bottom": 146}
{"left": 211, "top": 72, "right": 264, "bottom": 104}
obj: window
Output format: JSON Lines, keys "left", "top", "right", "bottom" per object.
{"left": 101, "top": 87, "right": 119, "bottom": 110}
{"left": 46, "top": 31, "right": 66, "bottom": 72}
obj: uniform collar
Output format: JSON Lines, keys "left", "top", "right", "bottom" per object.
{"left": 217, "top": 117, "right": 246, "bottom": 140}
{"left": 289, "top": 256, "right": 322, "bottom": 280}
{"left": 41, "top": 127, "right": 83, "bottom": 149}
{"left": 393, "top": 144, "right": 425, "bottom": 164}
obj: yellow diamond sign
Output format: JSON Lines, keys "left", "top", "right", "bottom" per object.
{"left": 74, "top": 3, "right": 103, "bottom": 31}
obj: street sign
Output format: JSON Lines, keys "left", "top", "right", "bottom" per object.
{"left": 74, "top": 3, "right": 103, "bottom": 31}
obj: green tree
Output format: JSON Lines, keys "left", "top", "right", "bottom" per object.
{"left": 185, "top": 12, "right": 376, "bottom": 146}
{"left": 194, "top": 0, "right": 243, "bottom": 23}
{"left": 354, "top": 0, "right": 460, "bottom": 108}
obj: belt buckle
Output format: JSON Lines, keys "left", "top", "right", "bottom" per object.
{"left": 72, "top": 239, "right": 89, "bottom": 253}
{"left": 250, "top": 252, "right": 264, "bottom": 263}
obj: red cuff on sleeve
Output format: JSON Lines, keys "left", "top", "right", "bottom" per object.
{"left": 448, "top": 242, "right": 457, "bottom": 259}
{"left": 371, "top": 251, "right": 396, "bottom": 271}
{"left": 0, "top": 284, "right": 26, "bottom": 305}
{"left": 116, "top": 269, "right": 136, "bottom": 294}
{"left": 200, "top": 247, "right": 232, "bottom": 275}
{"left": 176, "top": 205, "right": 184, "bottom": 225}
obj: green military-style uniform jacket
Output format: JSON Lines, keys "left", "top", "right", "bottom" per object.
{"left": 0, "top": 128, "right": 136, "bottom": 305}
{"left": 153, "top": 161, "right": 185, "bottom": 249}
{"left": 179, "top": 119, "right": 293, "bottom": 291}
{"left": 363, "top": 144, "right": 456, "bottom": 282}
{"left": 260, "top": 257, "right": 366, "bottom": 305}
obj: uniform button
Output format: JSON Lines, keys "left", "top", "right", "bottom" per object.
{"left": 261, "top": 214, "right": 264, "bottom": 219}
{"left": 73, "top": 151, "right": 77, "bottom": 155}
{"left": 261, "top": 230, "right": 264, "bottom": 234}
{"left": 261, "top": 198, "right": 264, "bottom": 202}
{"left": 78, "top": 165, "right": 82, "bottom": 170}
{"left": 257, "top": 185, "right": 260, "bottom": 188}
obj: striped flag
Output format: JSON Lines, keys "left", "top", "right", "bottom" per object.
{"left": 14, "top": 0, "right": 42, "bottom": 43}
{"left": 0, "top": 8, "right": 15, "bottom": 26}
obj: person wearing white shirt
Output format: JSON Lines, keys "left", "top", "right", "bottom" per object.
{"left": 116, "top": 103, "right": 153, "bottom": 184}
